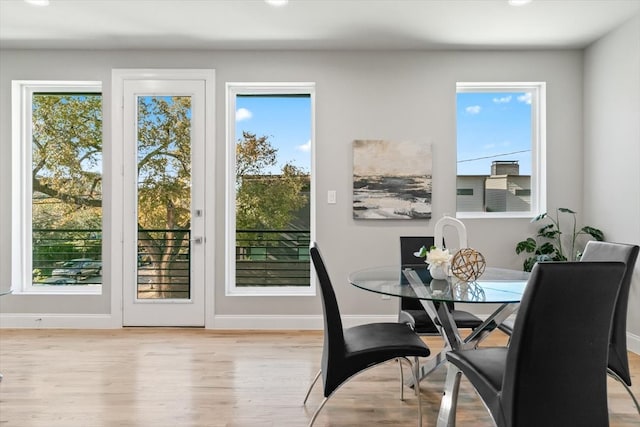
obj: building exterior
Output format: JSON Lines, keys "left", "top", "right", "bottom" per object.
{"left": 456, "top": 161, "right": 531, "bottom": 212}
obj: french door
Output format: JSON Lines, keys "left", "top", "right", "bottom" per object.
{"left": 121, "top": 77, "right": 208, "bottom": 326}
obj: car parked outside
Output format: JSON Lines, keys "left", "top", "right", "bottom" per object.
{"left": 51, "top": 258, "right": 101, "bottom": 278}
{"left": 42, "top": 277, "right": 78, "bottom": 285}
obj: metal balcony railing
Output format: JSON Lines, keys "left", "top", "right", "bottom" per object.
{"left": 32, "top": 228, "right": 103, "bottom": 285}
{"left": 136, "top": 229, "right": 191, "bottom": 298}
{"left": 236, "top": 229, "right": 311, "bottom": 287}
{"left": 32, "top": 228, "right": 310, "bottom": 290}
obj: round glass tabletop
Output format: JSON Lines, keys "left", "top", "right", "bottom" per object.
{"left": 348, "top": 266, "right": 529, "bottom": 304}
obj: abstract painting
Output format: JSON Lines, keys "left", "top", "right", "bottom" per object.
{"left": 353, "top": 140, "right": 432, "bottom": 220}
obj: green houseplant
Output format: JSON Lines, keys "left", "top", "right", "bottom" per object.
{"left": 515, "top": 208, "right": 604, "bottom": 272}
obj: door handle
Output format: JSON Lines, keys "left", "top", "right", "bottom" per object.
{"left": 191, "top": 237, "right": 204, "bottom": 244}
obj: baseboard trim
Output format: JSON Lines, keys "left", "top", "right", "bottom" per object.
{"left": 0, "top": 313, "right": 119, "bottom": 329}
{"left": 627, "top": 331, "right": 640, "bottom": 354}
{"left": 0, "top": 313, "right": 395, "bottom": 330}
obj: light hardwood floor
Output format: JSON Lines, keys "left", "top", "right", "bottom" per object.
{"left": 0, "top": 328, "right": 639, "bottom": 427}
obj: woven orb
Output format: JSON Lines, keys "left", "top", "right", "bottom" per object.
{"left": 451, "top": 248, "right": 486, "bottom": 282}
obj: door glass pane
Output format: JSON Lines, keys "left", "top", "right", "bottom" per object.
{"left": 31, "top": 92, "right": 103, "bottom": 288}
{"left": 136, "top": 96, "right": 192, "bottom": 299}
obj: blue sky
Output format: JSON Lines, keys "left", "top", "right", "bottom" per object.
{"left": 236, "top": 95, "right": 311, "bottom": 174}
{"left": 233, "top": 92, "right": 530, "bottom": 177}
{"left": 457, "top": 91, "right": 532, "bottom": 176}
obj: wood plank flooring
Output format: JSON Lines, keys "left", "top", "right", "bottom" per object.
{"left": 0, "top": 329, "right": 639, "bottom": 426}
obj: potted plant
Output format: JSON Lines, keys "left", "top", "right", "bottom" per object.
{"left": 515, "top": 207, "right": 604, "bottom": 272}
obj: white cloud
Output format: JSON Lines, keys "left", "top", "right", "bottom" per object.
{"left": 493, "top": 95, "right": 512, "bottom": 104}
{"left": 297, "top": 140, "right": 311, "bottom": 152}
{"left": 466, "top": 105, "right": 481, "bottom": 114}
{"left": 236, "top": 107, "right": 252, "bottom": 121}
{"left": 517, "top": 93, "right": 532, "bottom": 104}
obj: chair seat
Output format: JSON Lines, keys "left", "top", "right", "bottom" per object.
{"left": 447, "top": 347, "right": 507, "bottom": 416}
{"left": 405, "top": 308, "right": 483, "bottom": 334}
{"left": 344, "top": 323, "right": 431, "bottom": 361}
{"left": 497, "top": 319, "right": 514, "bottom": 335}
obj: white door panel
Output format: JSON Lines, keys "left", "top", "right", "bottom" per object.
{"left": 122, "top": 79, "right": 206, "bottom": 326}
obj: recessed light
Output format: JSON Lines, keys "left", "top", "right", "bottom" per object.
{"left": 265, "top": 0, "right": 289, "bottom": 7}
{"left": 508, "top": 0, "right": 532, "bottom": 6}
{"left": 24, "top": 0, "right": 50, "bottom": 6}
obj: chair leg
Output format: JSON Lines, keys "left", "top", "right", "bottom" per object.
{"left": 308, "top": 397, "right": 329, "bottom": 427}
{"left": 436, "top": 363, "right": 462, "bottom": 427}
{"left": 303, "top": 369, "right": 322, "bottom": 405}
{"left": 398, "top": 358, "right": 405, "bottom": 401}
{"left": 397, "top": 357, "right": 423, "bottom": 426}
{"left": 608, "top": 368, "right": 640, "bottom": 414}
{"left": 411, "top": 356, "right": 423, "bottom": 427}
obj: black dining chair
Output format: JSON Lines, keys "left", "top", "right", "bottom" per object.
{"left": 398, "top": 236, "right": 483, "bottom": 335}
{"left": 436, "top": 261, "right": 626, "bottom": 427}
{"left": 581, "top": 241, "right": 640, "bottom": 412}
{"left": 499, "top": 241, "right": 640, "bottom": 413}
{"left": 304, "top": 242, "right": 430, "bottom": 427}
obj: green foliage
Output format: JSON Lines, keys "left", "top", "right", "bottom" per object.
{"left": 515, "top": 207, "right": 604, "bottom": 271}
{"left": 32, "top": 94, "right": 103, "bottom": 230}
{"left": 235, "top": 131, "right": 308, "bottom": 230}
{"left": 136, "top": 96, "right": 192, "bottom": 231}
{"left": 32, "top": 95, "right": 308, "bottom": 267}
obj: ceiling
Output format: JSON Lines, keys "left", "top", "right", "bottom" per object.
{"left": 1, "top": 0, "right": 639, "bottom": 51}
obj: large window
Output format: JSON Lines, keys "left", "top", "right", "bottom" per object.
{"left": 12, "top": 81, "right": 103, "bottom": 294}
{"left": 226, "top": 83, "right": 315, "bottom": 296}
{"left": 456, "top": 82, "right": 546, "bottom": 218}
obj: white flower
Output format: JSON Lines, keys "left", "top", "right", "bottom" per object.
{"left": 426, "top": 247, "right": 452, "bottom": 266}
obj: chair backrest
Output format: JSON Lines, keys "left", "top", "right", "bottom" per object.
{"left": 502, "top": 261, "right": 625, "bottom": 427}
{"left": 580, "top": 241, "right": 639, "bottom": 385}
{"left": 309, "top": 242, "right": 346, "bottom": 390}
{"left": 400, "top": 236, "right": 435, "bottom": 267}
{"left": 399, "top": 237, "right": 435, "bottom": 312}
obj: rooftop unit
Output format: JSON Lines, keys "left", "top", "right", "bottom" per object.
{"left": 491, "top": 160, "right": 520, "bottom": 176}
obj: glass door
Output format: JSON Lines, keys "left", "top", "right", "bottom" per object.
{"left": 122, "top": 79, "right": 206, "bottom": 326}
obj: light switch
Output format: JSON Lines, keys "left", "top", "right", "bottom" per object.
{"left": 327, "top": 190, "right": 337, "bottom": 204}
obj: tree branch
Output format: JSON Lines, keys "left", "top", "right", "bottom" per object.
{"left": 32, "top": 177, "right": 102, "bottom": 208}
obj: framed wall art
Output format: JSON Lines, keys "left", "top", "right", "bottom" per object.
{"left": 353, "top": 139, "right": 432, "bottom": 220}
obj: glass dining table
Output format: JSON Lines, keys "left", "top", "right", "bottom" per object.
{"left": 348, "top": 265, "right": 529, "bottom": 380}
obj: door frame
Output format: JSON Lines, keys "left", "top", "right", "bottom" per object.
{"left": 111, "top": 69, "right": 216, "bottom": 328}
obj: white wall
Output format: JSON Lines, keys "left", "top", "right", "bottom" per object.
{"left": 0, "top": 48, "right": 586, "bottom": 325}
{"left": 584, "top": 14, "right": 640, "bottom": 349}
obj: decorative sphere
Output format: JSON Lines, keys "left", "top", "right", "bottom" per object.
{"left": 451, "top": 248, "right": 486, "bottom": 282}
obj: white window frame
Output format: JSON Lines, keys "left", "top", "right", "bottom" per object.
{"left": 456, "top": 82, "right": 546, "bottom": 219}
{"left": 11, "top": 80, "right": 103, "bottom": 295}
{"left": 225, "top": 82, "right": 316, "bottom": 296}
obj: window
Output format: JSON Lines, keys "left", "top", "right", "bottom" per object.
{"left": 456, "top": 82, "right": 546, "bottom": 218}
{"left": 12, "top": 81, "right": 103, "bottom": 294}
{"left": 226, "top": 83, "right": 315, "bottom": 296}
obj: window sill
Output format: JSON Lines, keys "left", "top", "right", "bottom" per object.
{"left": 226, "top": 287, "right": 316, "bottom": 297}
{"left": 12, "top": 285, "right": 102, "bottom": 296}
{"left": 456, "top": 211, "right": 535, "bottom": 220}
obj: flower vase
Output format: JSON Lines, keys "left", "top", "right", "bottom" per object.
{"left": 429, "top": 263, "right": 448, "bottom": 280}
